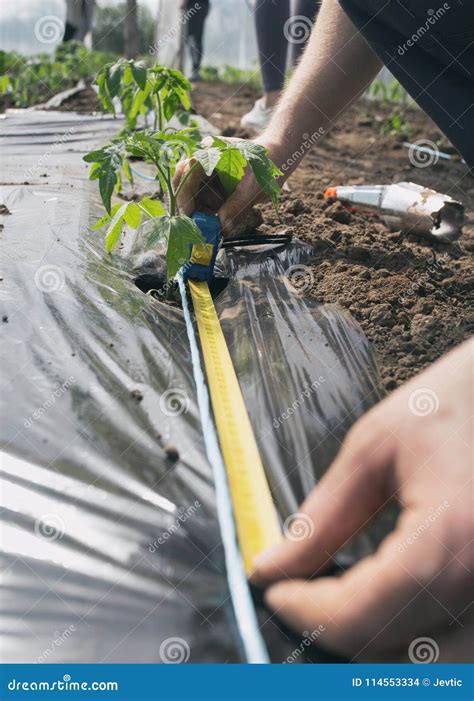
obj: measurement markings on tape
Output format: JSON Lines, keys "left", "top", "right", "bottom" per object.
{"left": 188, "top": 279, "right": 281, "bottom": 573}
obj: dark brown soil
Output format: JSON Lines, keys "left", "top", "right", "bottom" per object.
{"left": 53, "top": 84, "right": 101, "bottom": 113}
{"left": 191, "top": 81, "right": 474, "bottom": 391}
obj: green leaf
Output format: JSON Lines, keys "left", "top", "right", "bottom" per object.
{"left": 105, "top": 203, "right": 127, "bottom": 252}
{"left": 92, "top": 212, "right": 111, "bottom": 230}
{"left": 146, "top": 215, "right": 171, "bottom": 248}
{"left": 88, "top": 162, "right": 101, "bottom": 180}
{"left": 129, "top": 82, "right": 151, "bottom": 120}
{"left": 83, "top": 149, "right": 108, "bottom": 163}
{"left": 96, "top": 72, "right": 114, "bottom": 114}
{"left": 107, "top": 62, "right": 123, "bottom": 98}
{"left": 131, "top": 62, "right": 147, "bottom": 90}
{"left": 123, "top": 202, "right": 142, "bottom": 229}
{"left": 123, "top": 158, "right": 133, "bottom": 184}
{"left": 166, "top": 215, "right": 205, "bottom": 279}
{"left": 99, "top": 167, "right": 118, "bottom": 214}
{"left": 248, "top": 154, "right": 282, "bottom": 211}
{"left": 215, "top": 147, "right": 247, "bottom": 194}
{"left": 193, "top": 147, "right": 221, "bottom": 176}
{"left": 139, "top": 197, "right": 165, "bottom": 217}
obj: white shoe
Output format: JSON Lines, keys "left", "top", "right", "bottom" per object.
{"left": 240, "top": 98, "right": 274, "bottom": 133}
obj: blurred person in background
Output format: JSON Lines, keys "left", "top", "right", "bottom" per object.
{"left": 64, "top": 0, "right": 95, "bottom": 43}
{"left": 181, "top": 0, "right": 210, "bottom": 81}
{"left": 241, "top": 0, "right": 320, "bottom": 132}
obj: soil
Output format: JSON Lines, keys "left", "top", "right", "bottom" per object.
{"left": 53, "top": 84, "right": 102, "bottom": 113}
{"left": 190, "top": 81, "right": 474, "bottom": 392}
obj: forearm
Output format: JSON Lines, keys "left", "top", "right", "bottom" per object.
{"left": 262, "top": 0, "right": 382, "bottom": 173}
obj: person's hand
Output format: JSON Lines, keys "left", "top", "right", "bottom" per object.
{"left": 251, "top": 339, "right": 473, "bottom": 662}
{"left": 173, "top": 138, "right": 284, "bottom": 236}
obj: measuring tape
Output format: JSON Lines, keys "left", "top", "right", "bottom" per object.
{"left": 182, "top": 211, "right": 281, "bottom": 573}
{"left": 188, "top": 279, "right": 281, "bottom": 573}
{"left": 178, "top": 212, "right": 281, "bottom": 662}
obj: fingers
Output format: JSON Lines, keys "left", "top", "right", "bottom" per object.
{"left": 174, "top": 160, "right": 203, "bottom": 216}
{"left": 219, "top": 177, "right": 262, "bottom": 236}
{"left": 264, "top": 511, "right": 455, "bottom": 660}
{"left": 250, "top": 413, "right": 396, "bottom": 586}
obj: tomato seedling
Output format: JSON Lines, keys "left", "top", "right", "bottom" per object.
{"left": 84, "top": 60, "right": 282, "bottom": 280}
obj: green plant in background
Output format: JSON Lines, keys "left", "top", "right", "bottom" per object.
{"left": 95, "top": 59, "right": 192, "bottom": 130}
{"left": 201, "top": 64, "right": 262, "bottom": 91}
{"left": 84, "top": 60, "right": 281, "bottom": 279}
{"left": 367, "top": 78, "right": 411, "bottom": 136}
{"left": 0, "top": 44, "right": 117, "bottom": 108}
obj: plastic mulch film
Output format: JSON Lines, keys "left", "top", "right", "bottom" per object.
{"left": 1, "top": 111, "right": 391, "bottom": 664}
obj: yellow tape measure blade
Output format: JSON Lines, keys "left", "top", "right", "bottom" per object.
{"left": 189, "top": 280, "right": 281, "bottom": 573}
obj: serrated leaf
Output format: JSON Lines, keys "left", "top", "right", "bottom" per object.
{"left": 166, "top": 215, "right": 204, "bottom": 279}
{"left": 123, "top": 202, "right": 142, "bottom": 229}
{"left": 193, "top": 147, "right": 221, "bottom": 176}
{"left": 140, "top": 197, "right": 165, "bottom": 217}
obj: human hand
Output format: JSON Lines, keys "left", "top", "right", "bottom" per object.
{"left": 251, "top": 339, "right": 473, "bottom": 662}
{"left": 173, "top": 138, "right": 285, "bottom": 236}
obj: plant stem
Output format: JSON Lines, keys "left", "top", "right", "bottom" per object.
{"left": 156, "top": 92, "right": 163, "bottom": 132}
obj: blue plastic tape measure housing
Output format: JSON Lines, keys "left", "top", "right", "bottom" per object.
{"left": 183, "top": 212, "right": 221, "bottom": 283}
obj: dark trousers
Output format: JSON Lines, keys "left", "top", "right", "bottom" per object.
{"left": 255, "top": 0, "right": 321, "bottom": 92}
{"left": 340, "top": 0, "right": 474, "bottom": 167}
{"left": 185, "top": 1, "right": 210, "bottom": 72}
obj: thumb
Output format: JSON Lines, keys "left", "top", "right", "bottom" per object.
{"left": 250, "top": 415, "right": 395, "bottom": 585}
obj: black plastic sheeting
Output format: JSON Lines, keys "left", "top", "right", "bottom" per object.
{"left": 1, "top": 111, "right": 390, "bottom": 664}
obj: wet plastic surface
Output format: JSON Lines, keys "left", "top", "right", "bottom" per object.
{"left": 1, "top": 111, "right": 389, "bottom": 663}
